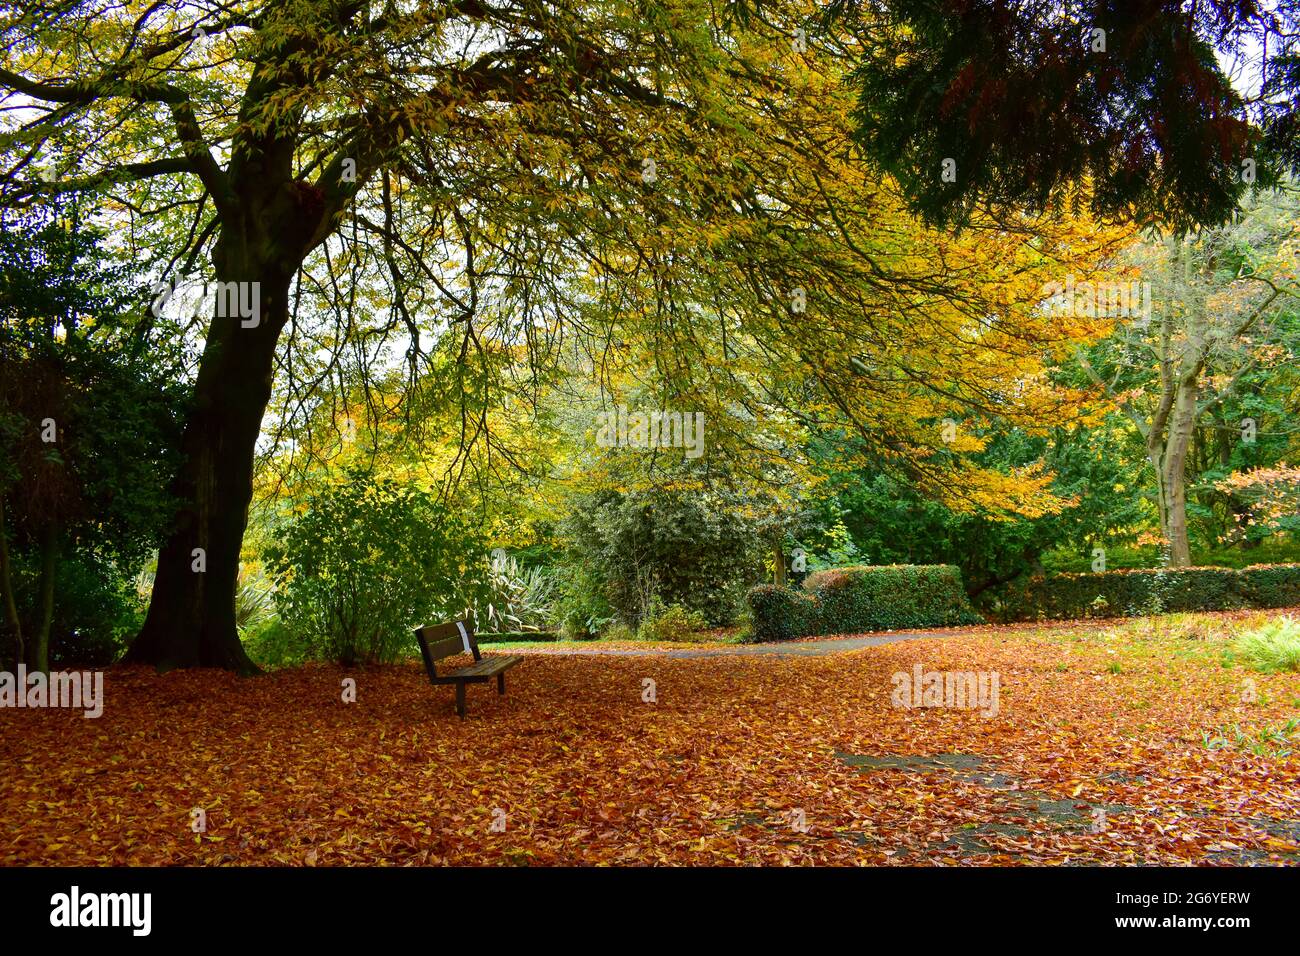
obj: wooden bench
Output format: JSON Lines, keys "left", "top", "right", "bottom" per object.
{"left": 414, "top": 620, "right": 522, "bottom": 719}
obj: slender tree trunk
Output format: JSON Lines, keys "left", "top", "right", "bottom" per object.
{"left": 28, "top": 520, "right": 57, "bottom": 673}
{"left": 125, "top": 255, "right": 294, "bottom": 673}
{"left": 1162, "top": 379, "right": 1198, "bottom": 567}
{"left": 0, "top": 496, "right": 23, "bottom": 670}
{"left": 773, "top": 539, "right": 787, "bottom": 587}
{"left": 1146, "top": 440, "right": 1171, "bottom": 548}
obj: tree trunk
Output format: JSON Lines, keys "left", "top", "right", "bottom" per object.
{"left": 0, "top": 497, "right": 24, "bottom": 670}
{"left": 1162, "top": 380, "right": 1198, "bottom": 567}
{"left": 28, "top": 520, "right": 57, "bottom": 674}
{"left": 773, "top": 539, "right": 787, "bottom": 587}
{"left": 125, "top": 260, "right": 293, "bottom": 673}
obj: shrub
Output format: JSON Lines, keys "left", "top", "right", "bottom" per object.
{"left": 241, "top": 617, "right": 308, "bottom": 670}
{"left": 265, "top": 474, "right": 488, "bottom": 665}
{"left": 746, "top": 565, "right": 981, "bottom": 641}
{"left": 561, "top": 489, "right": 763, "bottom": 627}
{"left": 17, "top": 551, "right": 144, "bottom": 667}
{"left": 6, "top": 549, "right": 144, "bottom": 669}
{"left": 553, "top": 563, "right": 613, "bottom": 639}
{"left": 636, "top": 601, "right": 708, "bottom": 642}
{"left": 803, "top": 565, "right": 983, "bottom": 633}
{"left": 235, "top": 565, "right": 276, "bottom": 633}
{"left": 468, "top": 552, "right": 556, "bottom": 633}
{"left": 1000, "top": 564, "right": 1300, "bottom": 621}
{"left": 746, "top": 584, "right": 820, "bottom": 641}
{"left": 600, "top": 621, "right": 637, "bottom": 643}
{"left": 1235, "top": 564, "right": 1300, "bottom": 609}
{"left": 1236, "top": 616, "right": 1300, "bottom": 673}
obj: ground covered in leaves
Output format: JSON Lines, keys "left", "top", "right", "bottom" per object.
{"left": 4, "top": 611, "right": 1300, "bottom": 865}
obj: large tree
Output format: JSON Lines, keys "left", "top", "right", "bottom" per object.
{"left": 5, "top": 0, "right": 750, "bottom": 670}
{"left": 2, "top": 0, "right": 1128, "bottom": 670}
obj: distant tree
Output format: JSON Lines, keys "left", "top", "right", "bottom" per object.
{"left": 0, "top": 207, "right": 185, "bottom": 671}
{"left": 1073, "top": 186, "right": 1300, "bottom": 565}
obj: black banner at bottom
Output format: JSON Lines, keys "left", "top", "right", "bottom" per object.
{"left": 0, "top": 865, "right": 1278, "bottom": 943}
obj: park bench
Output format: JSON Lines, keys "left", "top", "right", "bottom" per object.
{"left": 414, "top": 620, "right": 522, "bottom": 719}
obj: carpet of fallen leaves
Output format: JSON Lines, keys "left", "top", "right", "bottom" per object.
{"left": 4, "top": 611, "right": 1300, "bottom": 866}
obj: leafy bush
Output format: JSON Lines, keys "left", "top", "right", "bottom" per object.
{"left": 561, "top": 489, "right": 763, "bottom": 628}
{"left": 600, "top": 621, "right": 637, "bottom": 642}
{"left": 804, "top": 565, "right": 983, "bottom": 633}
{"left": 635, "top": 601, "right": 708, "bottom": 642}
{"left": 12, "top": 550, "right": 144, "bottom": 666}
{"left": 1235, "top": 564, "right": 1300, "bottom": 609}
{"left": 265, "top": 475, "right": 488, "bottom": 665}
{"left": 553, "top": 563, "right": 613, "bottom": 639}
{"left": 746, "top": 565, "right": 981, "bottom": 641}
{"left": 240, "top": 617, "right": 309, "bottom": 670}
{"left": 468, "top": 552, "right": 556, "bottom": 633}
{"left": 1000, "top": 564, "right": 1300, "bottom": 621}
{"left": 1235, "top": 616, "right": 1300, "bottom": 673}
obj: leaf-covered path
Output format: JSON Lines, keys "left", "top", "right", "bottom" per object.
{"left": 507, "top": 630, "right": 966, "bottom": 657}
{"left": 3, "top": 615, "right": 1299, "bottom": 866}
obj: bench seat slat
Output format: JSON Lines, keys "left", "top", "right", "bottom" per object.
{"left": 448, "top": 655, "right": 522, "bottom": 679}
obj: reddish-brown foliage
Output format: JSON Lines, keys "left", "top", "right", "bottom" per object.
{"left": 3, "top": 621, "right": 1299, "bottom": 865}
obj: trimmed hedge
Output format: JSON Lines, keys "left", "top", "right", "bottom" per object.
{"left": 746, "top": 565, "right": 982, "bottom": 641}
{"left": 1235, "top": 564, "right": 1300, "bottom": 609}
{"left": 999, "top": 563, "right": 1300, "bottom": 621}
{"left": 747, "top": 585, "right": 820, "bottom": 641}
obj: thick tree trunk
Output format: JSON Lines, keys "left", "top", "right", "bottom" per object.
{"left": 125, "top": 260, "right": 293, "bottom": 673}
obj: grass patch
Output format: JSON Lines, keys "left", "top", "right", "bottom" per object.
{"left": 1236, "top": 615, "right": 1300, "bottom": 673}
{"left": 1203, "top": 719, "right": 1300, "bottom": 757}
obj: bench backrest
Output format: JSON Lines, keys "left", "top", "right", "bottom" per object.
{"left": 414, "top": 620, "right": 480, "bottom": 681}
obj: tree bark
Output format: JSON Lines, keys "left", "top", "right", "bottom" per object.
{"left": 28, "top": 520, "right": 56, "bottom": 673}
{"left": 125, "top": 257, "right": 294, "bottom": 673}
{"left": 0, "top": 496, "right": 23, "bottom": 670}
{"left": 1162, "top": 378, "right": 1198, "bottom": 567}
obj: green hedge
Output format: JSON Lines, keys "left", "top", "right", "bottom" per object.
{"left": 746, "top": 565, "right": 982, "bottom": 641}
{"left": 1235, "top": 565, "right": 1300, "bottom": 609}
{"left": 747, "top": 585, "right": 821, "bottom": 641}
{"left": 999, "top": 564, "right": 1300, "bottom": 620}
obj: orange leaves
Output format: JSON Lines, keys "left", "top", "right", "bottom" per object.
{"left": 2, "top": 619, "right": 1300, "bottom": 865}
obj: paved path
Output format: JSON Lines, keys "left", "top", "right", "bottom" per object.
{"left": 508, "top": 629, "right": 969, "bottom": 659}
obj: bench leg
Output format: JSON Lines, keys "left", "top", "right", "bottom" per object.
{"left": 497, "top": 673, "right": 506, "bottom": 695}
{"left": 455, "top": 682, "right": 466, "bottom": 719}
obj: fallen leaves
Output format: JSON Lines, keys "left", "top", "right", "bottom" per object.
{"left": 2, "top": 619, "right": 1299, "bottom": 865}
